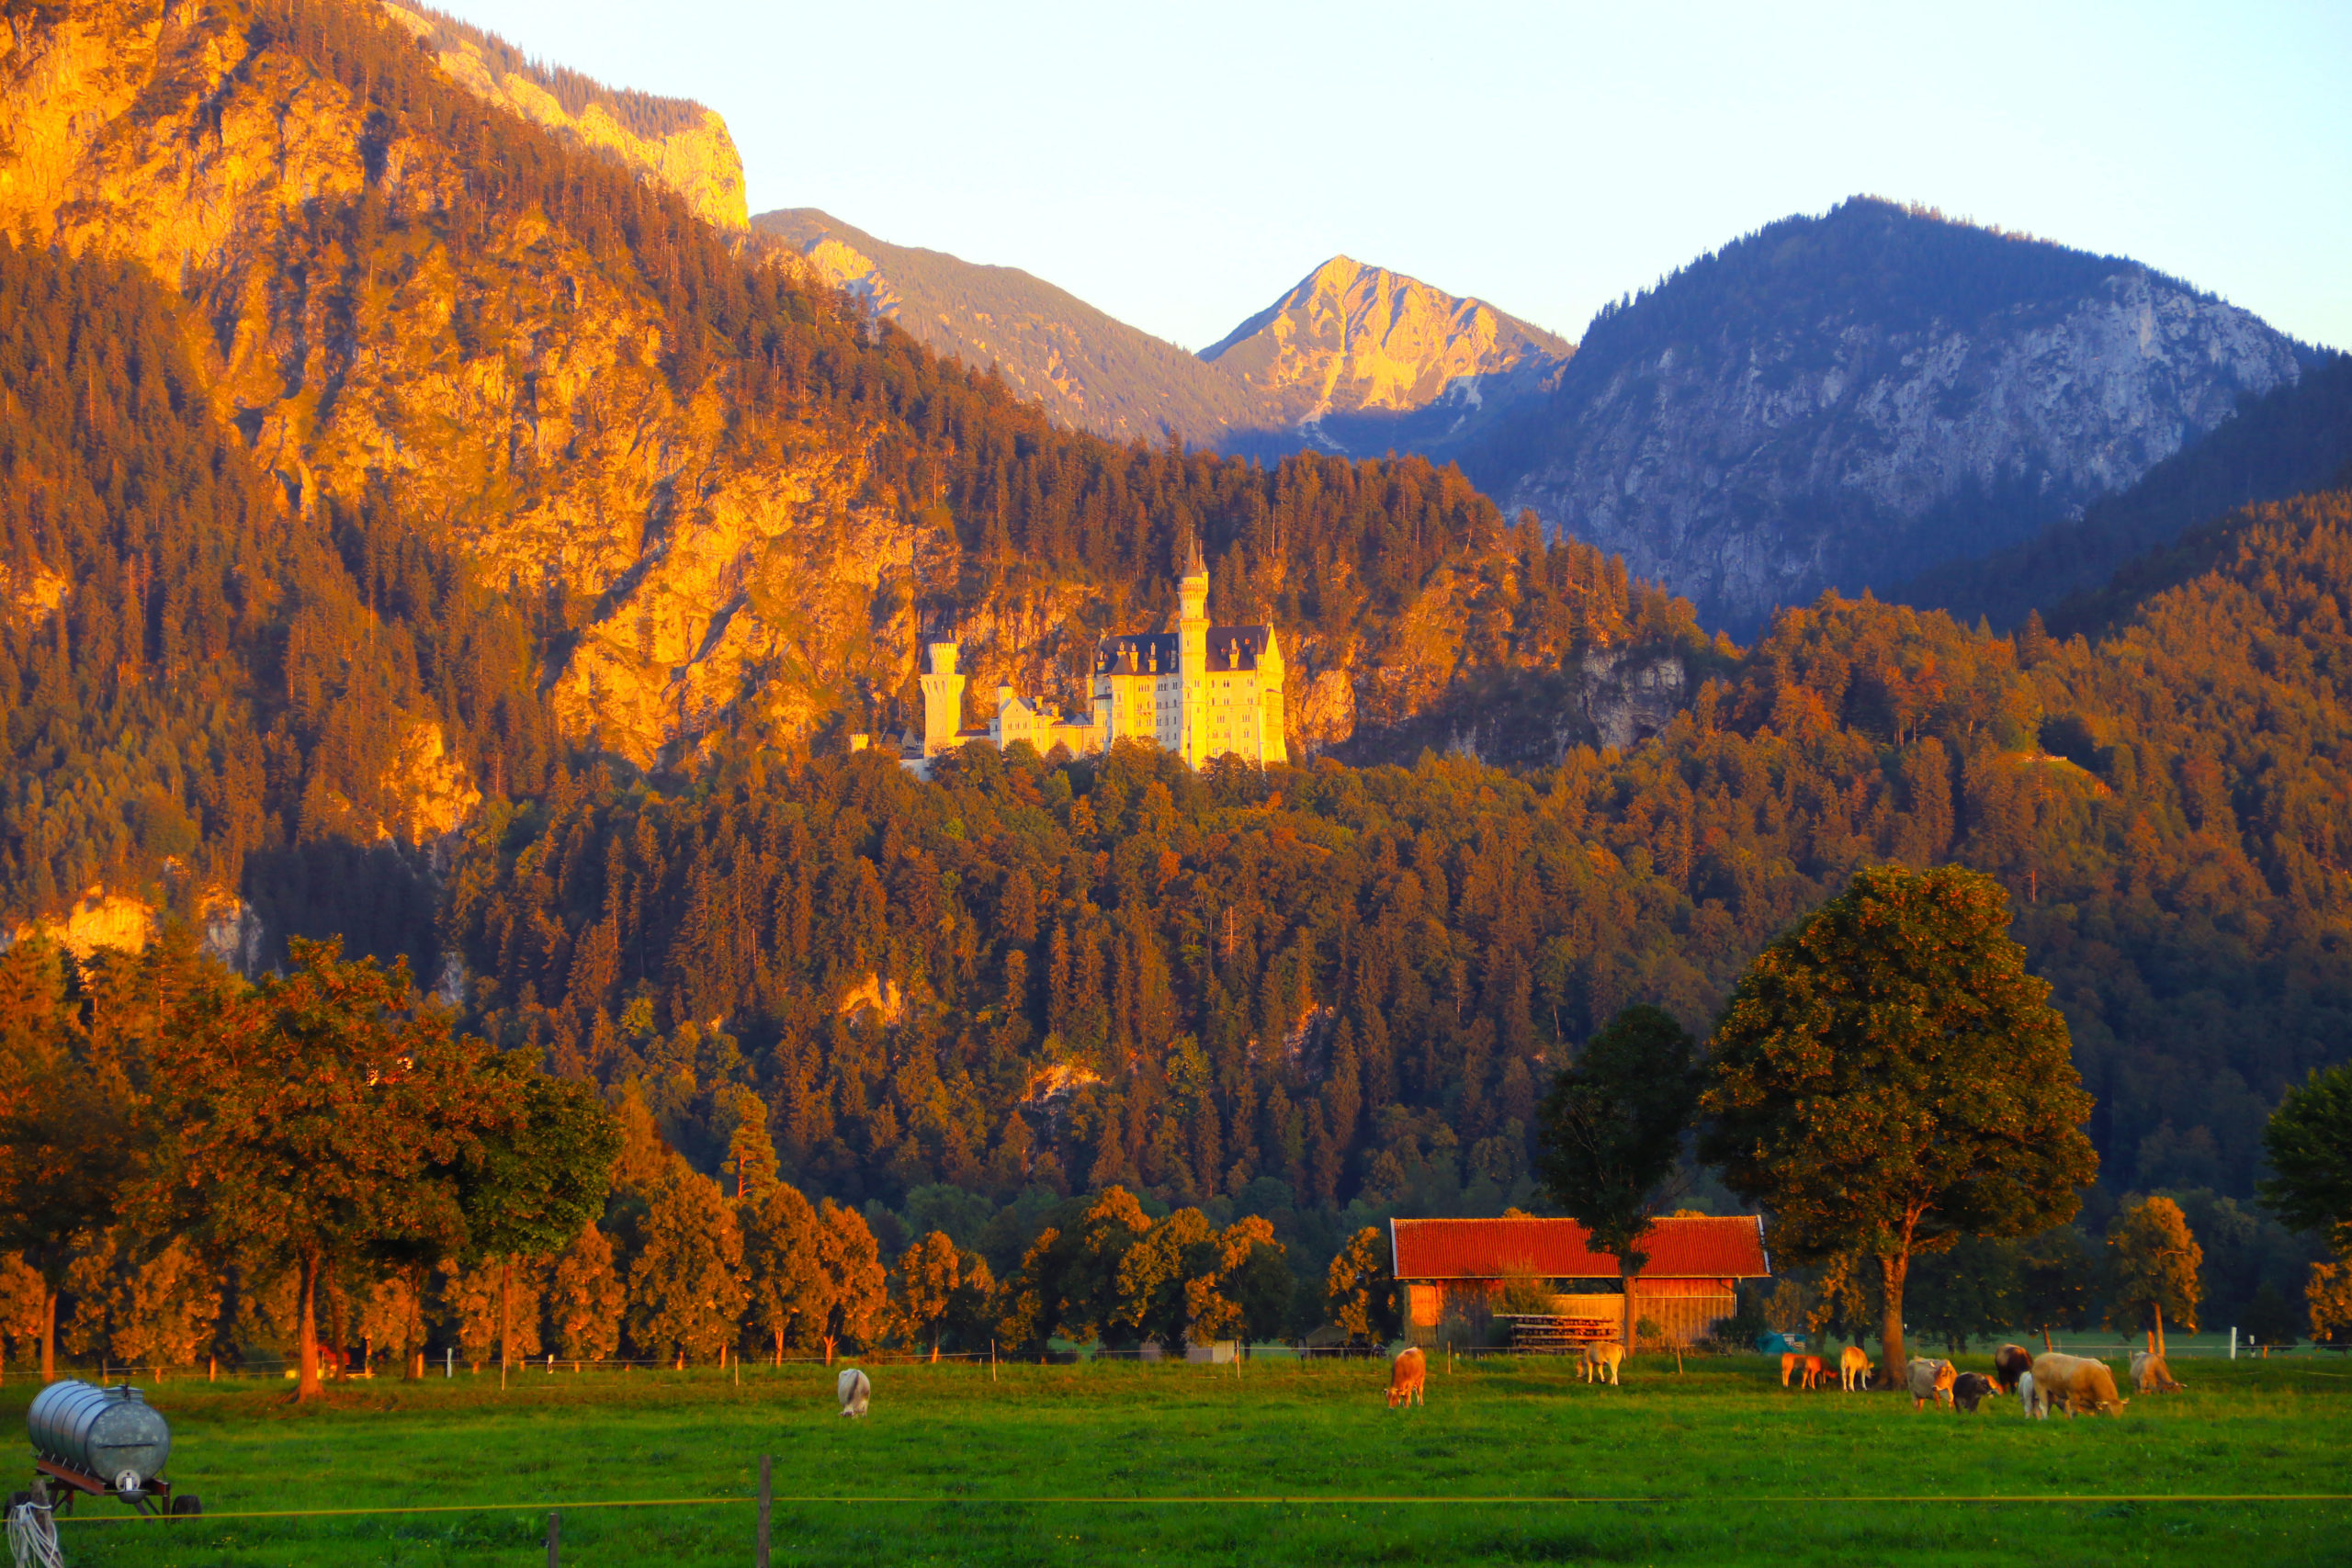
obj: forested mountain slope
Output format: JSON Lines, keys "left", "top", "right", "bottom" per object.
{"left": 449, "top": 486, "right": 2352, "bottom": 1218}
{"left": 0, "top": 0, "right": 1685, "bottom": 956}
{"left": 1462, "top": 198, "right": 2309, "bottom": 631}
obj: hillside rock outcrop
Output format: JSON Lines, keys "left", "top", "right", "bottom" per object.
{"left": 381, "top": 3, "right": 748, "bottom": 229}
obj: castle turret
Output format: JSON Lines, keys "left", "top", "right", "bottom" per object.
{"left": 1178, "top": 535, "right": 1209, "bottom": 767}
{"left": 920, "top": 641, "right": 966, "bottom": 756}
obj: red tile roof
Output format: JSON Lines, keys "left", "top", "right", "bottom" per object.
{"left": 1389, "top": 1215, "right": 1770, "bottom": 1281}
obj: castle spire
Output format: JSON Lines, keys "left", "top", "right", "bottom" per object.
{"left": 1182, "top": 529, "right": 1206, "bottom": 581}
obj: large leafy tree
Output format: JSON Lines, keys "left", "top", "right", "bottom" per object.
{"left": 1326, "top": 1226, "right": 1399, "bottom": 1347}
{"left": 626, "top": 1164, "right": 746, "bottom": 1366}
{"left": 1698, "top": 863, "right": 2097, "bottom": 1382}
{"left": 1535, "top": 1004, "right": 1703, "bottom": 1356}
{"left": 0, "top": 938, "right": 142, "bottom": 1380}
{"left": 2260, "top": 1062, "right": 2352, "bottom": 1248}
{"left": 742, "top": 1180, "right": 828, "bottom": 1363}
{"left": 896, "top": 1231, "right": 962, "bottom": 1361}
{"left": 458, "top": 1062, "right": 618, "bottom": 1381}
{"left": 151, "top": 939, "right": 497, "bottom": 1399}
{"left": 2107, "top": 1196, "right": 2202, "bottom": 1355}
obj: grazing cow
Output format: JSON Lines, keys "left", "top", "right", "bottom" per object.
{"left": 1993, "top": 1344, "right": 2035, "bottom": 1393}
{"left": 1951, "top": 1372, "right": 1996, "bottom": 1413}
{"left": 837, "top": 1367, "right": 871, "bottom": 1418}
{"left": 1905, "top": 1358, "right": 1958, "bottom": 1411}
{"left": 1581, "top": 1341, "right": 1625, "bottom": 1386}
{"left": 1386, "top": 1346, "right": 1426, "bottom": 1408}
{"left": 1780, "top": 1351, "right": 1802, "bottom": 1387}
{"left": 2018, "top": 1371, "right": 2044, "bottom": 1418}
{"left": 2131, "top": 1350, "right": 2184, "bottom": 1394}
{"left": 1839, "top": 1347, "right": 1873, "bottom": 1392}
{"left": 2030, "top": 1352, "right": 2128, "bottom": 1417}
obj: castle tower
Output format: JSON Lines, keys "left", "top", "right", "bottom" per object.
{"left": 920, "top": 641, "right": 966, "bottom": 756}
{"left": 1177, "top": 534, "right": 1209, "bottom": 767}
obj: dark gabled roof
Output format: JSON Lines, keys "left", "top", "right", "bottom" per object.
{"left": 1097, "top": 632, "right": 1178, "bottom": 674}
{"left": 1205, "top": 626, "right": 1272, "bottom": 672}
{"left": 1097, "top": 626, "right": 1276, "bottom": 674}
{"left": 1389, "top": 1216, "right": 1771, "bottom": 1281}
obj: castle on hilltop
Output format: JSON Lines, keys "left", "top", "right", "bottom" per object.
{"left": 884, "top": 540, "right": 1287, "bottom": 772}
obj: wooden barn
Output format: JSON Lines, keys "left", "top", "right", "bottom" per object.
{"left": 1389, "top": 1215, "right": 1771, "bottom": 1348}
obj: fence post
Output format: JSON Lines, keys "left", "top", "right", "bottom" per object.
{"left": 756, "top": 1454, "right": 773, "bottom": 1568}
{"left": 2231, "top": 1327, "right": 2238, "bottom": 1360}
{"left": 545, "top": 1510, "right": 560, "bottom": 1567}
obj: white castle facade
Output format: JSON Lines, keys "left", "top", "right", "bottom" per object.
{"left": 889, "top": 543, "right": 1287, "bottom": 771}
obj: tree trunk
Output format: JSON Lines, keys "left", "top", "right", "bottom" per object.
{"left": 1877, "top": 1251, "right": 1910, "bottom": 1390}
{"left": 1621, "top": 1263, "right": 1635, "bottom": 1357}
{"left": 822, "top": 1335, "right": 836, "bottom": 1366}
{"left": 931, "top": 1334, "right": 940, "bottom": 1365}
{"left": 40, "top": 1283, "right": 56, "bottom": 1383}
{"left": 773, "top": 1328, "right": 783, "bottom": 1367}
{"left": 2153, "top": 1302, "right": 2166, "bottom": 1358}
{"left": 297, "top": 1254, "right": 322, "bottom": 1400}
{"left": 500, "top": 1257, "right": 514, "bottom": 1382}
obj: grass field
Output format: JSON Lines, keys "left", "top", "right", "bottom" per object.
{"left": 7, "top": 1349, "right": 2349, "bottom": 1565}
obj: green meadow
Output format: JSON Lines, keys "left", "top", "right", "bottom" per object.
{"left": 8, "top": 1352, "right": 2349, "bottom": 1566}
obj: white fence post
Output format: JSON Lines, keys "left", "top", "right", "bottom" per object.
{"left": 2230, "top": 1326, "right": 2237, "bottom": 1360}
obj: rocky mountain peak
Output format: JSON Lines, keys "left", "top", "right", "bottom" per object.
{"left": 1201, "top": 255, "right": 1571, "bottom": 434}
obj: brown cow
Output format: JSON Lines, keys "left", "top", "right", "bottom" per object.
{"left": 1905, "top": 1357, "right": 1957, "bottom": 1411}
{"left": 1992, "top": 1344, "right": 2035, "bottom": 1393}
{"left": 1386, "top": 1346, "right": 1426, "bottom": 1408}
{"left": 2131, "top": 1350, "right": 2183, "bottom": 1394}
{"left": 1838, "top": 1346, "right": 1872, "bottom": 1392}
{"left": 1780, "top": 1351, "right": 1802, "bottom": 1387}
{"left": 1582, "top": 1341, "right": 1625, "bottom": 1386}
{"left": 2030, "top": 1352, "right": 2128, "bottom": 1417}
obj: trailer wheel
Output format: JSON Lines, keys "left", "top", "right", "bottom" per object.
{"left": 169, "top": 1493, "right": 202, "bottom": 1517}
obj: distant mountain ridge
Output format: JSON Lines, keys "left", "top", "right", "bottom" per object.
{"left": 1459, "top": 198, "right": 2310, "bottom": 629}
{"left": 752, "top": 210, "right": 1564, "bottom": 457}
{"left": 752, "top": 208, "right": 1261, "bottom": 445}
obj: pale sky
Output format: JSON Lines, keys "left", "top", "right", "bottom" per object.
{"left": 434, "top": 0, "right": 2350, "bottom": 354}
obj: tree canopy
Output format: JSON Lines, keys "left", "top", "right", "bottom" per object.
{"left": 1699, "top": 863, "right": 2098, "bottom": 1376}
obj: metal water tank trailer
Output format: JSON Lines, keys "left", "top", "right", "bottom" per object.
{"left": 17, "top": 1382, "right": 195, "bottom": 1517}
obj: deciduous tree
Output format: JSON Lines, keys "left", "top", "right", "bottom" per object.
{"left": 1326, "top": 1226, "right": 1399, "bottom": 1347}
{"left": 1535, "top": 1003, "right": 1702, "bottom": 1356}
{"left": 152, "top": 939, "right": 497, "bottom": 1399}
{"left": 547, "top": 1223, "right": 625, "bottom": 1365}
{"left": 458, "top": 1063, "right": 618, "bottom": 1380}
{"left": 2107, "top": 1196, "right": 2202, "bottom": 1355}
{"left": 742, "top": 1181, "right": 827, "bottom": 1363}
{"left": 627, "top": 1164, "right": 746, "bottom": 1367}
{"left": 2260, "top": 1062, "right": 2352, "bottom": 1250}
{"left": 895, "top": 1230, "right": 961, "bottom": 1360}
{"left": 1698, "top": 864, "right": 2097, "bottom": 1383}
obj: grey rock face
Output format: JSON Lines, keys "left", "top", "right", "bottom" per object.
{"left": 1486, "top": 224, "right": 2304, "bottom": 633}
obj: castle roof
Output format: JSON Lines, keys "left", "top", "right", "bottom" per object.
{"left": 1096, "top": 626, "right": 1276, "bottom": 675}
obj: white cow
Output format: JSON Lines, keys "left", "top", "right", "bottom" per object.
{"left": 2017, "top": 1371, "right": 2045, "bottom": 1419}
{"left": 837, "top": 1366, "right": 871, "bottom": 1418}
